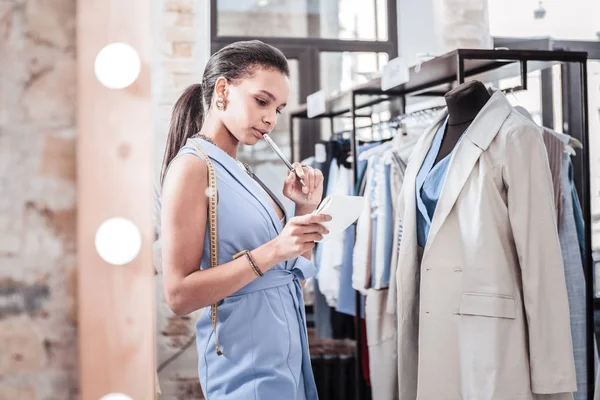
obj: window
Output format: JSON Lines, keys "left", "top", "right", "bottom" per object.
{"left": 217, "top": 0, "right": 389, "bottom": 40}
{"left": 320, "top": 52, "right": 388, "bottom": 94}
{"left": 211, "top": 0, "right": 398, "bottom": 161}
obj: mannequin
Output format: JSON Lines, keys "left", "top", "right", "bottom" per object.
{"left": 395, "top": 77, "right": 577, "bottom": 399}
{"left": 434, "top": 80, "right": 491, "bottom": 165}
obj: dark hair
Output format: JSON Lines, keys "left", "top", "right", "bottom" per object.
{"left": 160, "top": 40, "right": 290, "bottom": 184}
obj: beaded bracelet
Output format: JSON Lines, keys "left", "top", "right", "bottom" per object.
{"left": 233, "top": 250, "right": 264, "bottom": 277}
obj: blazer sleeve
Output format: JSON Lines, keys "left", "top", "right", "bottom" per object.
{"left": 503, "top": 123, "right": 577, "bottom": 394}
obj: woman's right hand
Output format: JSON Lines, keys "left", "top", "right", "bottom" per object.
{"left": 271, "top": 213, "right": 331, "bottom": 261}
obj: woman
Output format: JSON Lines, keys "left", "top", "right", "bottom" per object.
{"left": 160, "top": 40, "right": 328, "bottom": 399}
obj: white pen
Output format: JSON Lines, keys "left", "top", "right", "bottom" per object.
{"left": 262, "top": 133, "right": 306, "bottom": 187}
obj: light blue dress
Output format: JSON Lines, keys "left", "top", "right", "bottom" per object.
{"left": 174, "top": 138, "right": 318, "bottom": 400}
{"left": 415, "top": 117, "right": 462, "bottom": 248}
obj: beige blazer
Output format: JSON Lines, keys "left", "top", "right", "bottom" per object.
{"left": 394, "top": 91, "right": 577, "bottom": 399}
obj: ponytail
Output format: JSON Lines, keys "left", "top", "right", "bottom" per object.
{"left": 160, "top": 83, "right": 205, "bottom": 185}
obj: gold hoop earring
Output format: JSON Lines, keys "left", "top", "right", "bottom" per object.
{"left": 216, "top": 97, "right": 226, "bottom": 111}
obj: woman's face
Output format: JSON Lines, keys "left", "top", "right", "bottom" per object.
{"left": 217, "top": 67, "right": 290, "bottom": 145}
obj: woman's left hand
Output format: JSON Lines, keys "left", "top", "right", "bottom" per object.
{"left": 282, "top": 162, "right": 324, "bottom": 213}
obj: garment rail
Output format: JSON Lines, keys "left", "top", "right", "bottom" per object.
{"left": 288, "top": 48, "right": 592, "bottom": 400}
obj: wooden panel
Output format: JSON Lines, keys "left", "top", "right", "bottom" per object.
{"left": 77, "top": 1, "right": 154, "bottom": 399}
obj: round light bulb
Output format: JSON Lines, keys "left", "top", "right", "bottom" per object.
{"left": 99, "top": 394, "right": 133, "bottom": 400}
{"left": 94, "top": 43, "right": 141, "bottom": 89}
{"left": 95, "top": 217, "right": 142, "bottom": 266}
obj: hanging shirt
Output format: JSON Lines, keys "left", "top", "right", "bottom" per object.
{"left": 353, "top": 144, "right": 391, "bottom": 293}
{"left": 335, "top": 141, "right": 380, "bottom": 317}
{"left": 318, "top": 158, "right": 353, "bottom": 307}
{"left": 559, "top": 152, "right": 589, "bottom": 400}
{"left": 369, "top": 155, "right": 394, "bottom": 289}
{"left": 415, "top": 117, "right": 464, "bottom": 248}
{"left": 353, "top": 141, "right": 408, "bottom": 292}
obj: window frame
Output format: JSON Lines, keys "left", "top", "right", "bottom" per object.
{"left": 209, "top": 0, "right": 399, "bottom": 160}
{"left": 211, "top": 0, "right": 399, "bottom": 56}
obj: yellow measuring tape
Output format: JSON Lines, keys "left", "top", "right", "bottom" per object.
{"left": 189, "top": 139, "right": 223, "bottom": 356}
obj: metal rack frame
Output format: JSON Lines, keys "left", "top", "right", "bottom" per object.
{"left": 289, "top": 48, "right": 592, "bottom": 400}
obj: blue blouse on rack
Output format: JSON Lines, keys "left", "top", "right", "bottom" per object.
{"left": 415, "top": 117, "right": 463, "bottom": 248}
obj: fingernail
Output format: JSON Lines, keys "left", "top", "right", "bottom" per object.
{"left": 295, "top": 167, "right": 305, "bottom": 178}
{"left": 326, "top": 215, "right": 332, "bottom": 221}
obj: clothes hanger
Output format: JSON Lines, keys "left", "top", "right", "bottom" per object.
{"left": 568, "top": 137, "right": 583, "bottom": 149}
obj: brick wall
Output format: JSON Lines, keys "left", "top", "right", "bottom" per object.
{"left": 0, "top": 0, "right": 78, "bottom": 398}
{"left": 0, "top": 0, "right": 205, "bottom": 397}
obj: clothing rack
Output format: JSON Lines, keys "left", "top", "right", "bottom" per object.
{"left": 289, "top": 48, "right": 592, "bottom": 400}
{"left": 388, "top": 105, "right": 446, "bottom": 129}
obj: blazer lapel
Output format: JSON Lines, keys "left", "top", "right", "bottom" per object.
{"left": 394, "top": 115, "right": 446, "bottom": 393}
{"left": 189, "top": 138, "right": 283, "bottom": 234}
{"left": 400, "top": 111, "right": 447, "bottom": 255}
{"left": 423, "top": 91, "right": 514, "bottom": 258}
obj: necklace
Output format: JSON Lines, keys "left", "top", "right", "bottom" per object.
{"left": 235, "top": 159, "right": 252, "bottom": 174}
{"left": 193, "top": 133, "right": 253, "bottom": 175}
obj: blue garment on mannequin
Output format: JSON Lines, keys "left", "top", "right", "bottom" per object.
{"left": 415, "top": 118, "right": 463, "bottom": 248}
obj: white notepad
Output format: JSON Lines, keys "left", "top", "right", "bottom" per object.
{"left": 313, "top": 194, "right": 365, "bottom": 242}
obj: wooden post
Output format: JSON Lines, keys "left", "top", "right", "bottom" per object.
{"left": 76, "top": 1, "right": 154, "bottom": 399}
